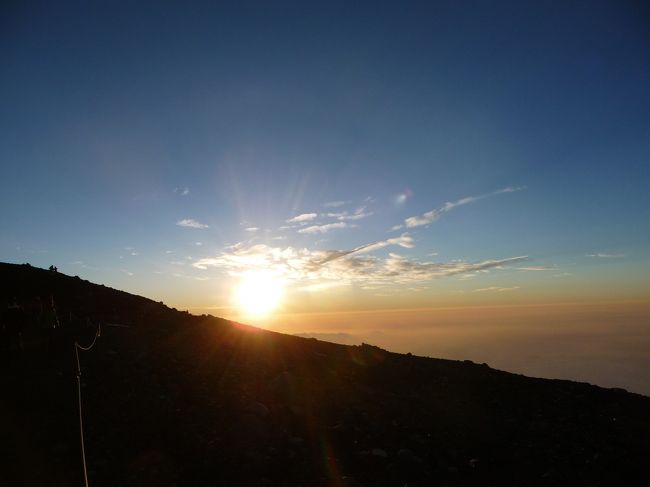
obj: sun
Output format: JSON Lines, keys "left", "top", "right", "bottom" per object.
{"left": 234, "top": 270, "right": 284, "bottom": 317}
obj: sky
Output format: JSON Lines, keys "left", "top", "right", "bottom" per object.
{"left": 2, "top": 1, "right": 650, "bottom": 390}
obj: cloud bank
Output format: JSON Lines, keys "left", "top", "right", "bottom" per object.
{"left": 193, "top": 238, "right": 527, "bottom": 289}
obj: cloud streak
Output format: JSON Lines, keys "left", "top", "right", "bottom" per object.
{"left": 473, "top": 286, "right": 520, "bottom": 292}
{"left": 327, "top": 206, "right": 373, "bottom": 221}
{"left": 177, "top": 219, "right": 209, "bottom": 229}
{"left": 587, "top": 253, "right": 626, "bottom": 258}
{"left": 287, "top": 213, "right": 318, "bottom": 223}
{"left": 313, "top": 233, "right": 414, "bottom": 266}
{"left": 323, "top": 200, "right": 348, "bottom": 208}
{"left": 298, "top": 222, "right": 354, "bottom": 234}
{"left": 393, "top": 186, "right": 525, "bottom": 230}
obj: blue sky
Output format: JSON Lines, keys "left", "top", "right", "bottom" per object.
{"left": 2, "top": 1, "right": 649, "bottom": 315}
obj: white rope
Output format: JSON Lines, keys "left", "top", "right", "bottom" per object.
{"left": 75, "top": 326, "right": 101, "bottom": 351}
{"left": 74, "top": 324, "right": 101, "bottom": 487}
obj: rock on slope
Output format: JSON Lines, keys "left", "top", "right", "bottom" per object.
{"left": 1, "top": 262, "right": 649, "bottom": 486}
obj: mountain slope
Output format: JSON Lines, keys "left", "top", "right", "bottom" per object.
{"left": 1, "top": 262, "right": 649, "bottom": 486}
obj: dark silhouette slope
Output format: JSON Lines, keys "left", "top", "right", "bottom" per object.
{"left": 1, "top": 262, "right": 649, "bottom": 486}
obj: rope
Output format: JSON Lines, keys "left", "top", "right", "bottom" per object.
{"left": 74, "top": 324, "right": 101, "bottom": 487}
{"left": 75, "top": 326, "right": 101, "bottom": 351}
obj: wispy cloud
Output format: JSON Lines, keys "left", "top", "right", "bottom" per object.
{"left": 356, "top": 233, "right": 414, "bottom": 254}
{"left": 287, "top": 213, "right": 318, "bottom": 223}
{"left": 586, "top": 253, "right": 626, "bottom": 258}
{"left": 495, "top": 186, "right": 526, "bottom": 194}
{"left": 177, "top": 219, "right": 209, "bottom": 229}
{"left": 173, "top": 187, "right": 190, "bottom": 196}
{"left": 395, "top": 189, "right": 413, "bottom": 205}
{"left": 382, "top": 255, "right": 527, "bottom": 283}
{"left": 457, "top": 273, "right": 478, "bottom": 280}
{"left": 327, "top": 206, "right": 373, "bottom": 221}
{"left": 392, "top": 186, "right": 525, "bottom": 230}
{"left": 245, "top": 227, "right": 259, "bottom": 232}
{"left": 123, "top": 247, "right": 139, "bottom": 256}
{"left": 298, "top": 222, "right": 354, "bottom": 234}
{"left": 473, "top": 286, "right": 520, "bottom": 292}
{"left": 323, "top": 200, "right": 348, "bottom": 208}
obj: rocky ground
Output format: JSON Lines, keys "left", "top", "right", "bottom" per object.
{"left": 1, "top": 262, "right": 649, "bottom": 486}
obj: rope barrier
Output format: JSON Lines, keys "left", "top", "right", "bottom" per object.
{"left": 74, "top": 324, "right": 101, "bottom": 487}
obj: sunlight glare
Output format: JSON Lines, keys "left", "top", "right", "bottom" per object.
{"left": 234, "top": 270, "right": 284, "bottom": 317}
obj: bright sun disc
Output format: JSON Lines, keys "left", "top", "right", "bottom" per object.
{"left": 234, "top": 271, "right": 283, "bottom": 317}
